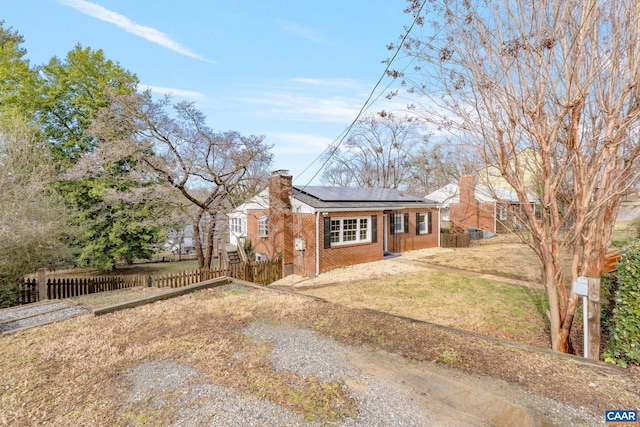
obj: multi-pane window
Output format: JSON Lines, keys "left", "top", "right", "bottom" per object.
{"left": 497, "top": 205, "right": 507, "bottom": 221}
{"left": 417, "top": 212, "right": 432, "bottom": 234}
{"left": 359, "top": 218, "right": 368, "bottom": 240}
{"left": 330, "top": 219, "right": 341, "bottom": 243}
{"left": 418, "top": 213, "right": 427, "bottom": 234}
{"left": 230, "top": 217, "right": 245, "bottom": 234}
{"left": 330, "top": 217, "right": 370, "bottom": 245}
{"left": 258, "top": 216, "right": 268, "bottom": 237}
{"left": 393, "top": 214, "right": 404, "bottom": 234}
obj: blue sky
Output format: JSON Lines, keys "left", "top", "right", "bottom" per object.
{"left": 4, "top": 0, "right": 417, "bottom": 184}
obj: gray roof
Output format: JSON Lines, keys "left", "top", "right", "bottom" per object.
{"left": 293, "top": 185, "right": 439, "bottom": 211}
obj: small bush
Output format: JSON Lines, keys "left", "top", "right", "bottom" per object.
{"left": 603, "top": 240, "right": 640, "bottom": 367}
{"left": 0, "top": 278, "right": 21, "bottom": 308}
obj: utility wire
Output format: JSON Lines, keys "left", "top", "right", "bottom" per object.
{"left": 298, "top": 0, "right": 428, "bottom": 188}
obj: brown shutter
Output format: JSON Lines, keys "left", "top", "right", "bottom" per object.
{"left": 427, "top": 212, "right": 433, "bottom": 234}
{"left": 404, "top": 213, "right": 409, "bottom": 234}
{"left": 416, "top": 213, "right": 421, "bottom": 235}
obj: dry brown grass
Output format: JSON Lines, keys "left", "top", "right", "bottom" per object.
{"left": 70, "top": 286, "right": 173, "bottom": 308}
{"left": 1, "top": 286, "right": 637, "bottom": 426}
{"left": 424, "top": 237, "right": 544, "bottom": 282}
{"left": 0, "top": 287, "right": 354, "bottom": 426}
{"left": 300, "top": 271, "right": 550, "bottom": 347}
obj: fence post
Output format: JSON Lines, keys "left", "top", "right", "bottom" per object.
{"left": 587, "top": 277, "right": 601, "bottom": 360}
{"left": 37, "top": 268, "right": 47, "bottom": 301}
{"left": 146, "top": 275, "right": 153, "bottom": 287}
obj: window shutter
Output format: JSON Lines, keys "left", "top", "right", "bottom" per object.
{"left": 371, "top": 215, "right": 377, "bottom": 243}
{"left": 404, "top": 213, "right": 409, "bottom": 234}
{"left": 323, "top": 216, "right": 332, "bottom": 249}
{"left": 390, "top": 214, "right": 395, "bottom": 235}
{"left": 416, "top": 213, "right": 420, "bottom": 235}
{"left": 427, "top": 212, "right": 433, "bottom": 234}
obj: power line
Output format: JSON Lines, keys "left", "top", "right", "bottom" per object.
{"left": 298, "top": 0, "right": 428, "bottom": 188}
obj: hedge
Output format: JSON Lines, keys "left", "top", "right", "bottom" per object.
{"left": 603, "top": 240, "right": 640, "bottom": 367}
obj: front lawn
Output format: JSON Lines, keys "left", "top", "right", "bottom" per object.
{"left": 301, "top": 271, "right": 550, "bottom": 348}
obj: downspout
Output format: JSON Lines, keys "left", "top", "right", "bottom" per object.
{"left": 315, "top": 211, "right": 320, "bottom": 276}
{"left": 437, "top": 206, "right": 441, "bottom": 247}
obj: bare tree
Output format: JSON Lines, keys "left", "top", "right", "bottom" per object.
{"left": 322, "top": 113, "right": 428, "bottom": 191}
{"left": 89, "top": 94, "right": 272, "bottom": 269}
{"left": 0, "top": 113, "right": 72, "bottom": 305}
{"left": 398, "top": 0, "right": 640, "bottom": 353}
{"left": 408, "top": 141, "right": 478, "bottom": 195}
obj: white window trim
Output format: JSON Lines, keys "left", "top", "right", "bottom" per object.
{"left": 258, "top": 216, "right": 268, "bottom": 238}
{"left": 230, "top": 217, "right": 245, "bottom": 235}
{"left": 497, "top": 205, "right": 507, "bottom": 221}
{"left": 330, "top": 217, "right": 371, "bottom": 246}
{"left": 418, "top": 212, "right": 431, "bottom": 234}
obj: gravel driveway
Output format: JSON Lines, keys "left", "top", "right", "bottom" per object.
{"left": 125, "top": 319, "right": 600, "bottom": 427}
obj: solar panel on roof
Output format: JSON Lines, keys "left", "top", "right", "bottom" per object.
{"left": 294, "top": 186, "right": 424, "bottom": 202}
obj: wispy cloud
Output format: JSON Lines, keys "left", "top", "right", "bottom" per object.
{"left": 139, "top": 84, "right": 205, "bottom": 101}
{"left": 58, "top": 0, "right": 214, "bottom": 63}
{"left": 267, "top": 132, "right": 334, "bottom": 154}
{"left": 238, "top": 91, "right": 361, "bottom": 124}
{"left": 290, "top": 77, "right": 361, "bottom": 88}
{"left": 280, "top": 22, "right": 330, "bottom": 45}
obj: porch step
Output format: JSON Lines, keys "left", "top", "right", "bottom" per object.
{"left": 227, "top": 250, "right": 242, "bottom": 265}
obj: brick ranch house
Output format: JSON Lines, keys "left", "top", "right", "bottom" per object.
{"left": 228, "top": 171, "right": 441, "bottom": 277}
{"left": 427, "top": 175, "right": 537, "bottom": 233}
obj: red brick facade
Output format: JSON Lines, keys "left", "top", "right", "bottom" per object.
{"left": 449, "top": 175, "right": 496, "bottom": 233}
{"left": 242, "top": 172, "right": 440, "bottom": 276}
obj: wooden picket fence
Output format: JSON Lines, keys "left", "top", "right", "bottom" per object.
{"left": 18, "top": 259, "right": 282, "bottom": 304}
{"left": 153, "top": 260, "right": 282, "bottom": 288}
{"left": 20, "top": 275, "right": 147, "bottom": 304}
{"left": 440, "top": 232, "right": 471, "bottom": 248}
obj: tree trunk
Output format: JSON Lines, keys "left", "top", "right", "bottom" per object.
{"left": 204, "top": 216, "right": 217, "bottom": 270}
{"left": 192, "top": 209, "right": 205, "bottom": 269}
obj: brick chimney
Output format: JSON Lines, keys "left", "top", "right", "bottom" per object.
{"left": 268, "top": 170, "right": 294, "bottom": 276}
{"left": 459, "top": 175, "right": 477, "bottom": 205}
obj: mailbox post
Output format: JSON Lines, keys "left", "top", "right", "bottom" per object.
{"left": 573, "top": 276, "right": 601, "bottom": 360}
{"left": 573, "top": 276, "right": 589, "bottom": 358}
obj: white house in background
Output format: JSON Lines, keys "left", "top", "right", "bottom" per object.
{"left": 227, "top": 190, "right": 269, "bottom": 253}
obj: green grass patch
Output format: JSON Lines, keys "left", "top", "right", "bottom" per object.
{"left": 45, "top": 260, "right": 201, "bottom": 279}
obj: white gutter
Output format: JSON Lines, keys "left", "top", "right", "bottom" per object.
{"left": 315, "top": 211, "right": 320, "bottom": 276}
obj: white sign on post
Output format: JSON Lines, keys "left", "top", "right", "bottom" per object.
{"left": 573, "top": 276, "right": 589, "bottom": 296}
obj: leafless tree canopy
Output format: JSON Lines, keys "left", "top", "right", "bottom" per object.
{"left": 86, "top": 93, "right": 273, "bottom": 269}
{"left": 399, "top": 0, "right": 640, "bottom": 352}
{"left": 321, "top": 113, "right": 429, "bottom": 192}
